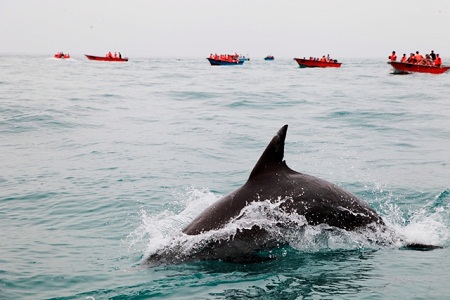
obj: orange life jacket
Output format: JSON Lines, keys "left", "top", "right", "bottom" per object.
{"left": 389, "top": 54, "right": 397, "bottom": 61}
{"left": 434, "top": 57, "right": 442, "bottom": 66}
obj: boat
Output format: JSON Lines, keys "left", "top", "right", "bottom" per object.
{"left": 207, "top": 58, "right": 244, "bottom": 65}
{"left": 239, "top": 56, "right": 250, "bottom": 62}
{"left": 294, "top": 57, "right": 342, "bottom": 68}
{"left": 207, "top": 53, "right": 245, "bottom": 66}
{"left": 264, "top": 55, "right": 274, "bottom": 61}
{"left": 85, "top": 54, "right": 128, "bottom": 62}
{"left": 54, "top": 52, "right": 70, "bottom": 59}
{"left": 388, "top": 61, "right": 450, "bottom": 74}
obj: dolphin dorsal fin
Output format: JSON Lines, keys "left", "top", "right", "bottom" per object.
{"left": 248, "top": 125, "right": 288, "bottom": 180}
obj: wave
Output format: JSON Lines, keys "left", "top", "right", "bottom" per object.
{"left": 129, "top": 187, "right": 450, "bottom": 265}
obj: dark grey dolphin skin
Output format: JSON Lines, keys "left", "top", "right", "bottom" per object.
{"left": 147, "top": 125, "right": 440, "bottom": 264}
{"left": 183, "top": 124, "right": 383, "bottom": 236}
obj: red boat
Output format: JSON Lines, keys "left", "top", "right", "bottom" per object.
{"left": 54, "top": 52, "right": 70, "bottom": 59}
{"left": 294, "top": 58, "right": 342, "bottom": 68}
{"left": 85, "top": 54, "right": 128, "bottom": 62}
{"left": 388, "top": 61, "right": 449, "bottom": 74}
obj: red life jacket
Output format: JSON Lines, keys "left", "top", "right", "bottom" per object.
{"left": 434, "top": 57, "right": 442, "bottom": 66}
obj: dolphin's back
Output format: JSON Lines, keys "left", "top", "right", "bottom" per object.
{"left": 182, "top": 183, "right": 257, "bottom": 235}
{"left": 151, "top": 125, "right": 440, "bottom": 265}
{"left": 275, "top": 169, "right": 384, "bottom": 230}
{"left": 182, "top": 124, "right": 384, "bottom": 235}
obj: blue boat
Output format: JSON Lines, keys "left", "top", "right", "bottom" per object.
{"left": 264, "top": 55, "right": 274, "bottom": 61}
{"left": 207, "top": 58, "right": 244, "bottom": 66}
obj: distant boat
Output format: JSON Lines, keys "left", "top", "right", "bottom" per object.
{"left": 264, "top": 55, "right": 274, "bottom": 61}
{"left": 54, "top": 52, "right": 70, "bottom": 59}
{"left": 85, "top": 54, "right": 128, "bottom": 62}
{"left": 207, "top": 58, "right": 244, "bottom": 66}
{"left": 388, "top": 61, "right": 449, "bottom": 74}
{"left": 239, "top": 56, "right": 250, "bottom": 62}
{"left": 294, "top": 57, "right": 341, "bottom": 68}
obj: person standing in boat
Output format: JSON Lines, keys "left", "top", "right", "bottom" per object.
{"left": 119, "top": 52, "right": 122, "bottom": 59}
{"left": 430, "top": 50, "right": 436, "bottom": 60}
{"left": 389, "top": 51, "right": 397, "bottom": 61}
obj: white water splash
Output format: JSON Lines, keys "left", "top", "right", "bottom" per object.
{"left": 128, "top": 187, "right": 450, "bottom": 263}
{"left": 392, "top": 205, "right": 450, "bottom": 247}
{"left": 127, "top": 187, "right": 220, "bottom": 257}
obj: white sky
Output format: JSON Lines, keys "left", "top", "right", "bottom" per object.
{"left": 1, "top": 0, "right": 449, "bottom": 58}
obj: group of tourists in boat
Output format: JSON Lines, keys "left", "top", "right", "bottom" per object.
{"left": 106, "top": 51, "right": 123, "bottom": 59}
{"left": 84, "top": 52, "right": 128, "bottom": 62}
{"left": 206, "top": 53, "right": 248, "bottom": 65}
{"left": 293, "top": 55, "right": 341, "bottom": 68}
{"left": 208, "top": 53, "right": 241, "bottom": 63}
{"left": 206, "top": 53, "right": 245, "bottom": 65}
{"left": 389, "top": 50, "right": 442, "bottom": 67}
{"left": 388, "top": 50, "right": 448, "bottom": 74}
{"left": 309, "top": 54, "right": 338, "bottom": 63}
{"left": 54, "top": 52, "right": 70, "bottom": 59}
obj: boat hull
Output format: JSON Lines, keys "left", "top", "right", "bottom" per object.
{"left": 85, "top": 54, "right": 128, "bottom": 62}
{"left": 294, "top": 58, "right": 341, "bottom": 68}
{"left": 264, "top": 56, "right": 274, "bottom": 61}
{"left": 388, "top": 61, "right": 449, "bottom": 74}
{"left": 207, "top": 58, "right": 244, "bottom": 66}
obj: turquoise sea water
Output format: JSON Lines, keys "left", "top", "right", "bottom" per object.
{"left": 1, "top": 55, "right": 450, "bottom": 299}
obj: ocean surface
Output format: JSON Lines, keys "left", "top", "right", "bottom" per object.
{"left": 1, "top": 54, "right": 450, "bottom": 299}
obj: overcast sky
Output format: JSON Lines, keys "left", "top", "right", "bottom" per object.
{"left": 1, "top": 0, "right": 449, "bottom": 58}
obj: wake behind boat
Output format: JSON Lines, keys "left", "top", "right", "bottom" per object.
{"left": 294, "top": 57, "right": 341, "bottom": 68}
{"left": 85, "top": 53, "right": 128, "bottom": 62}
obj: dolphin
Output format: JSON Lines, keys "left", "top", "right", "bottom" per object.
{"left": 183, "top": 124, "right": 383, "bottom": 235}
{"left": 146, "top": 125, "right": 440, "bottom": 264}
